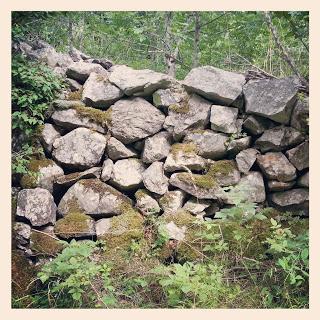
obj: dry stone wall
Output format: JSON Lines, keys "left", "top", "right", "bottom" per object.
{"left": 13, "top": 41, "right": 309, "bottom": 257}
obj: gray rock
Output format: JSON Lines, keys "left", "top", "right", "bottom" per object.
{"left": 183, "top": 130, "right": 228, "bottom": 160}
{"left": 153, "top": 88, "right": 183, "bottom": 108}
{"left": 163, "top": 222, "right": 186, "bottom": 241}
{"left": 109, "top": 159, "right": 146, "bottom": 191}
{"left": 236, "top": 148, "right": 259, "bottom": 174}
{"left": 142, "top": 131, "right": 173, "bottom": 163}
{"left": 95, "top": 219, "right": 112, "bottom": 237}
{"left": 297, "top": 172, "right": 309, "bottom": 188}
{"left": 210, "top": 105, "right": 239, "bottom": 133}
{"left": 58, "top": 179, "right": 132, "bottom": 217}
{"left": 82, "top": 72, "right": 123, "bottom": 108}
{"left": 108, "top": 97, "right": 166, "bottom": 144}
{"left": 135, "top": 189, "right": 161, "bottom": 216}
{"left": 90, "top": 58, "right": 113, "bottom": 70}
{"left": 142, "top": 162, "right": 169, "bottom": 195}
{"left": 244, "top": 77, "right": 298, "bottom": 124}
{"left": 51, "top": 108, "right": 106, "bottom": 134}
{"left": 286, "top": 141, "right": 309, "bottom": 171}
{"left": 164, "top": 94, "right": 211, "bottom": 139}
{"left": 257, "top": 152, "right": 297, "bottom": 182}
{"left": 16, "top": 188, "right": 57, "bottom": 227}
{"left": 53, "top": 99, "right": 85, "bottom": 110}
{"left": 52, "top": 128, "right": 106, "bottom": 170}
{"left": 210, "top": 160, "right": 241, "bottom": 187}
{"left": 159, "top": 190, "right": 186, "bottom": 214}
{"left": 268, "top": 180, "right": 295, "bottom": 192}
{"left": 183, "top": 197, "right": 211, "bottom": 215}
{"left": 227, "top": 136, "right": 252, "bottom": 156}
{"left": 106, "top": 137, "right": 138, "bottom": 161}
{"left": 269, "top": 188, "right": 309, "bottom": 213}
{"left": 40, "top": 123, "right": 61, "bottom": 153}
{"left": 13, "top": 222, "right": 31, "bottom": 248}
{"left": 69, "top": 47, "right": 91, "bottom": 61}
{"left": 255, "top": 126, "right": 304, "bottom": 152}
{"left": 101, "top": 159, "right": 114, "bottom": 182}
{"left": 243, "top": 115, "right": 276, "bottom": 135}
{"left": 108, "top": 65, "right": 171, "bottom": 96}
{"left": 65, "top": 78, "right": 82, "bottom": 92}
{"left": 183, "top": 66, "right": 246, "bottom": 105}
{"left": 66, "top": 61, "right": 108, "bottom": 83}
{"left": 290, "top": 96, "right": 309, "bottom": 132}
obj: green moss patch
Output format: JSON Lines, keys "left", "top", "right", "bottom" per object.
{"left": 71, "top": 104, "right": 112, "bottom": 127}
{"left": 168, "top": 97, "right": 190, "bottom": 114}
{"left": 66, "top": 88, "right": 83, "bottom": 101}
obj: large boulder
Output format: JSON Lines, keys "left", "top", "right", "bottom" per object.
{"left": 52, "top": 128, "right": 106, "bottom": 170}
{"left": 183, "top": 66, "right": 245, "bottom": 106}
{"left": 286, "top": 141, "right": 309, "bottom": 171}
{"left": 183, "top": 130, "right": 228, "bottom": 160}
{"left": 108, "top": 97, "right": 165, "bottom": 144}
{"left": 163, "top": 94, "right": 211, "bottom": 139}
{"left": 257, "top": 152, "right": 297, "bottom": 182}
{"left": 290, "top": 96, "right": 309, "bottom": 133}
{"left": 142, "top": 131, "right": 173, "bottom": 163}
{"left": 254, "top": 126, "right": 304, "bottom": 152}
{"left": 106, "top": 137, "right": 138, "bottom": 161}
{"left": 142, "top": 161, "right": 169, "bottom": 195}
{"left": 135, "top": 189, "right": 161, "bottom": 216}
{"left": 244, "top": 77, "right": 298, "bottom": 124}
{"left": 66, "top": 61, "right": 108, "bottom": 83}
{"left": 159, "top": 190, "right": 186, "bottom": 214}
{"left": 16, "top": 188, "right": 57, "bottom": 227}
{"left": 243, "top": 115, "right": 276, "bottom": 135}
{"left": 82, "top": 72, "right": 124, "bottom": 108}
{"left": 58, "top": 179, "right": 133, "bottom": 218}
{"left": 109, "top": 159, "right": 146, "bottom": 191}
{"left": 108, "top": 65, "right": 171, "bottom": 96}
{"left": 210, "top": 105, "right": 239, "bottom": 133}
{"left": 235, "top": 148, "right": 259, "bottom": 174}
{"left": 40, "top": 123, "right": 61, "bottom": 153}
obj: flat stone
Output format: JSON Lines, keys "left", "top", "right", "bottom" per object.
{"left": 268, "top": 180, "right": 296, "bottom": 192}
{"left": 101, "top": 159, "right": 114, "bottom": 182}
{"left": 135, "top": 189, "right": 161, "bottom": 216}
{"left": 152, "top": 88, "right": 184, "bottom": 108}
{"left": 142, "top": 161, "right": 169, "bottom": 195}
{"left": 183, "top": 66, "right": 246, "bottom": 105}
{"left": 183, "top": 198, "right": 211, "bottom": 215}
{"left": 210, "top": 105, "right": 239, "bottom": 133}
{"left": 16, "top": 188, "right": 57, "bottom": 227}
{"left": 159, "top": 190, "right": 186, "bottom": 214}
{"left": 244, "top": 77, "right": 298, "bottom": 124}
{"left": 257, "top": 152, "right": 297, "bottom": 182}
{"left": 297, "top": 172, "right": 309, "bottom": 188}
{"left": 236, "top": 148, "right": 260, "bottom": 174}
{"left": 286, "top": 141, "right": 309, "bottom": 171}
{"left": 243, "top": 115, "right": 276, "bottom": 135}
{"left": 66, "top": 61, "right": 108, "bottom": 83}
{"left": 106, "top": 137, "right": 138, "bottom": 160}
{"left": 52, "top": 128, "right": 106, "bottom": 170}
{"left": 108, "top": 97, "right": 166, "bottom": 144}
{"left": 40, "top": 123, "right": 61, "bottom": 153}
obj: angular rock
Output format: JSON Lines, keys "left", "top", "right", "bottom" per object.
{"left": 58, "top": 179, "right": 133, "bottom": 217}
{"left": 95, "top": 218, "right": 112, "bottom": 237}
{"left": 101, "top": 159, "right": 114, "bottom": 182}
{"left": 183, "top": 66, "right": 246, "bottom": 105}
{"left": 133, "top": 140, "right": 145, "bottom": 152}
{"left": 51, "top": 108, "right": 106, "bottom": 134}
{"left": 108, "top": 97, "right": 166, "bottom": 144}
{"left": 183, "top": 197, "right": 211, "bottom": 215}
{"left": 268, "top": 180, "right": 295, "bottom": 192}
{"left": 16, "top": 188, "right": 57, "bottom": 227}
{"left": 227, "top": 136, "right": 252, "bottom": 156}
{"left": 69, "top": 47, "right": 91, "bottom": 61}
{"left": 286, "top": 141, "right": 309, "bottom": 171}
{"left": 82, "top": 72, "right": 123, "bottom": 108}
{"left": 52, "top": 128, "right": 106, "bottom": 170}
{"left": 142, "top": 131, "right": 172, "bottom": 163}
{"left": 90, "top": 58, "right": 113, "bottom": 70}
{"left": 142, "top": 161, "right": 169, "bottom": 195}
{"left": 243, "top": 115, "right": 276, "bottom": 135}
{"left": 164, "top": 94, "right": 211, "bottom": 139}
{"left": 106, "top": 137, "right": 138, "bottom": 161}
{"left": 40, "top": 123, "right": 61, "bottom": 153}
{"left": 135, "top": 189, "right": 161, "bottom": 216}
{"left": 290, "top": 96, "right": 309, "bottom": 132}
{"left": 257, "top": 152, "right": 297, "bottom": 182}
{"left": 159, "top": 190, "right": 186, "bottom": 214}
{"left": 255, "top": 126, "right": 304, "bottom": 152}
{"left": 210, "top": 105, "right": 239, "bottom": 133}
{"left": 210, "top": 160, "right": 241, "bottom": 186}
{"left": 164, "top": 222, "right": 186, "bottom": 241}
{"left": 297, "top": 172, "right": 309, "bottom": 188}
{"left": 183, "top": 130, "right": 228, "bottom": 160}
{"left": 108, "top": 65, "right": 171, "bottom": 96}
{"left": 66, "top": 61, "right": 108, "bottom": 83}
{"left": 152, "top": 88, "right": 183, "bottom": 108}
{"left": 269, "top": 188, "right": 309, "bottom": 213}
{"left": 109, "top": 159, "right": 146, "bottom": 191}
{"left": 13, "top": 222, "right": 31, "bottom": 248}
{"left": 244, "top": 77, "right": 298, "bottom": 124}
{"left": 236, "top": 148, "right": 259, "bottom": 174}
{"left": 66, "top": 78, "right": 82, "bottom": 92}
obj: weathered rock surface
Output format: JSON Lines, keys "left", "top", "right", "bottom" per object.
{"left": 210, "top": 105, "right": 239, "bottom": 133}
{"left": 236, "top": 148, "right": 259, "bottom": 174}
{"left": 286, "top": 141, "right": 309, "bottom": 171}
{"left": 13, "top": 222, "right": 31, "bottom": 248}
{"left": 257, "top": 152, "right": 297, "bottom": 182}
{"left": 58, "top": 179, "right": 132, "bottom": 217}
{"left": 142, "top": 131, "right": 172, "bottom": 163}
{"left": 108, "top": 97, "right": 166, "bottom": 144}
{"left": 40, "top": 123, "right": 61, "bottom": 153}
{"left": 152, "top": 88, "right": 184, "bottom": 108}
{"left": 244, "top": 77, "right": 298, "bottom": 124}
{"left": 267, "top": 180, "right": 295, "bottom": 192}
{"left": 82, "top": 72, "right": 123, "bottom": 108}
{"left": 227, "top": 136, "right": 252, "bottom": 156}
{"left": 269, "top": 188, "right": 309, "bottom": 213}
{"left": 255, "top": 126, "right": 304, "bottom": 152}
{"left": 109, "top": 159, "right": 146, "bottom": 191}
{"left": 159, "top": 190, "right": 186, "bottom": 214}
{"left": 106, "top": 137, "right": 138, "bottom": 160}
{"left": 183, "top": 198, "right": 211, "bottom": 215}
{"left": 211, "top": 160, "right": 241, "bottom": 187}
{"left": 142, "top": 162, "right": 169, "bottom": 195}
{"left": 163, "top": 221, "right": 186, "bottom": 241}
{"left": 95, "top": 219, "right": 112, "bottom": 237}
{"left": 243, "top": 115, "right": 276, "bottom": 135}
{"left": 16, "top": 188, "right": 57, "bottom": 226}
{"left": 183, "top": 66, "right": 246, "bottom": 105}
{"left": 66, "top": 78, "right": 82, "bottom": 92}
{"left": 108, "top": 65, "right": 171, "bottom": 96}
{"left": 101, "top": 159, "right": 114, "bottom": 182}
{"left": 52, "top": 128, "right": 106, "bottom": 170}
{"left": 297, "top": 172, "right": 309, "bottom": 188}
{"left": 183, "top": 130, "right": 228, "bottom": 160}
{"left": 53, "top": 99, "right": 85, "bottom": 110}
{"left": 164, "top": 94, "right": 211, "bottom": 139}
{"left": 290, "top": 96, "right": 309, "bottom": 132}
{"left": 135, "top": 189, "right": 161, "bottom": 216}
{"left": 66, "top": 61, "right": 108, "bottom": 83}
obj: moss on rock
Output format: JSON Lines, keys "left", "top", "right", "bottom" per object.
{"left": 71, "top": 104, "right": 112, "bottom": 127}
{"left": 66, "top": 88, "right": 83, "bottom": 101}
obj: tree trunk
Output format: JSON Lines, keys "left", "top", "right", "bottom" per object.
{"left": 68, "top": 16, "right": 74, "bottom": 51}
{"left": 164, "top": 12, "right": 173, "bottom": 74}
{"left": 193, "top": 12, "right": 201, "bottom": 68}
